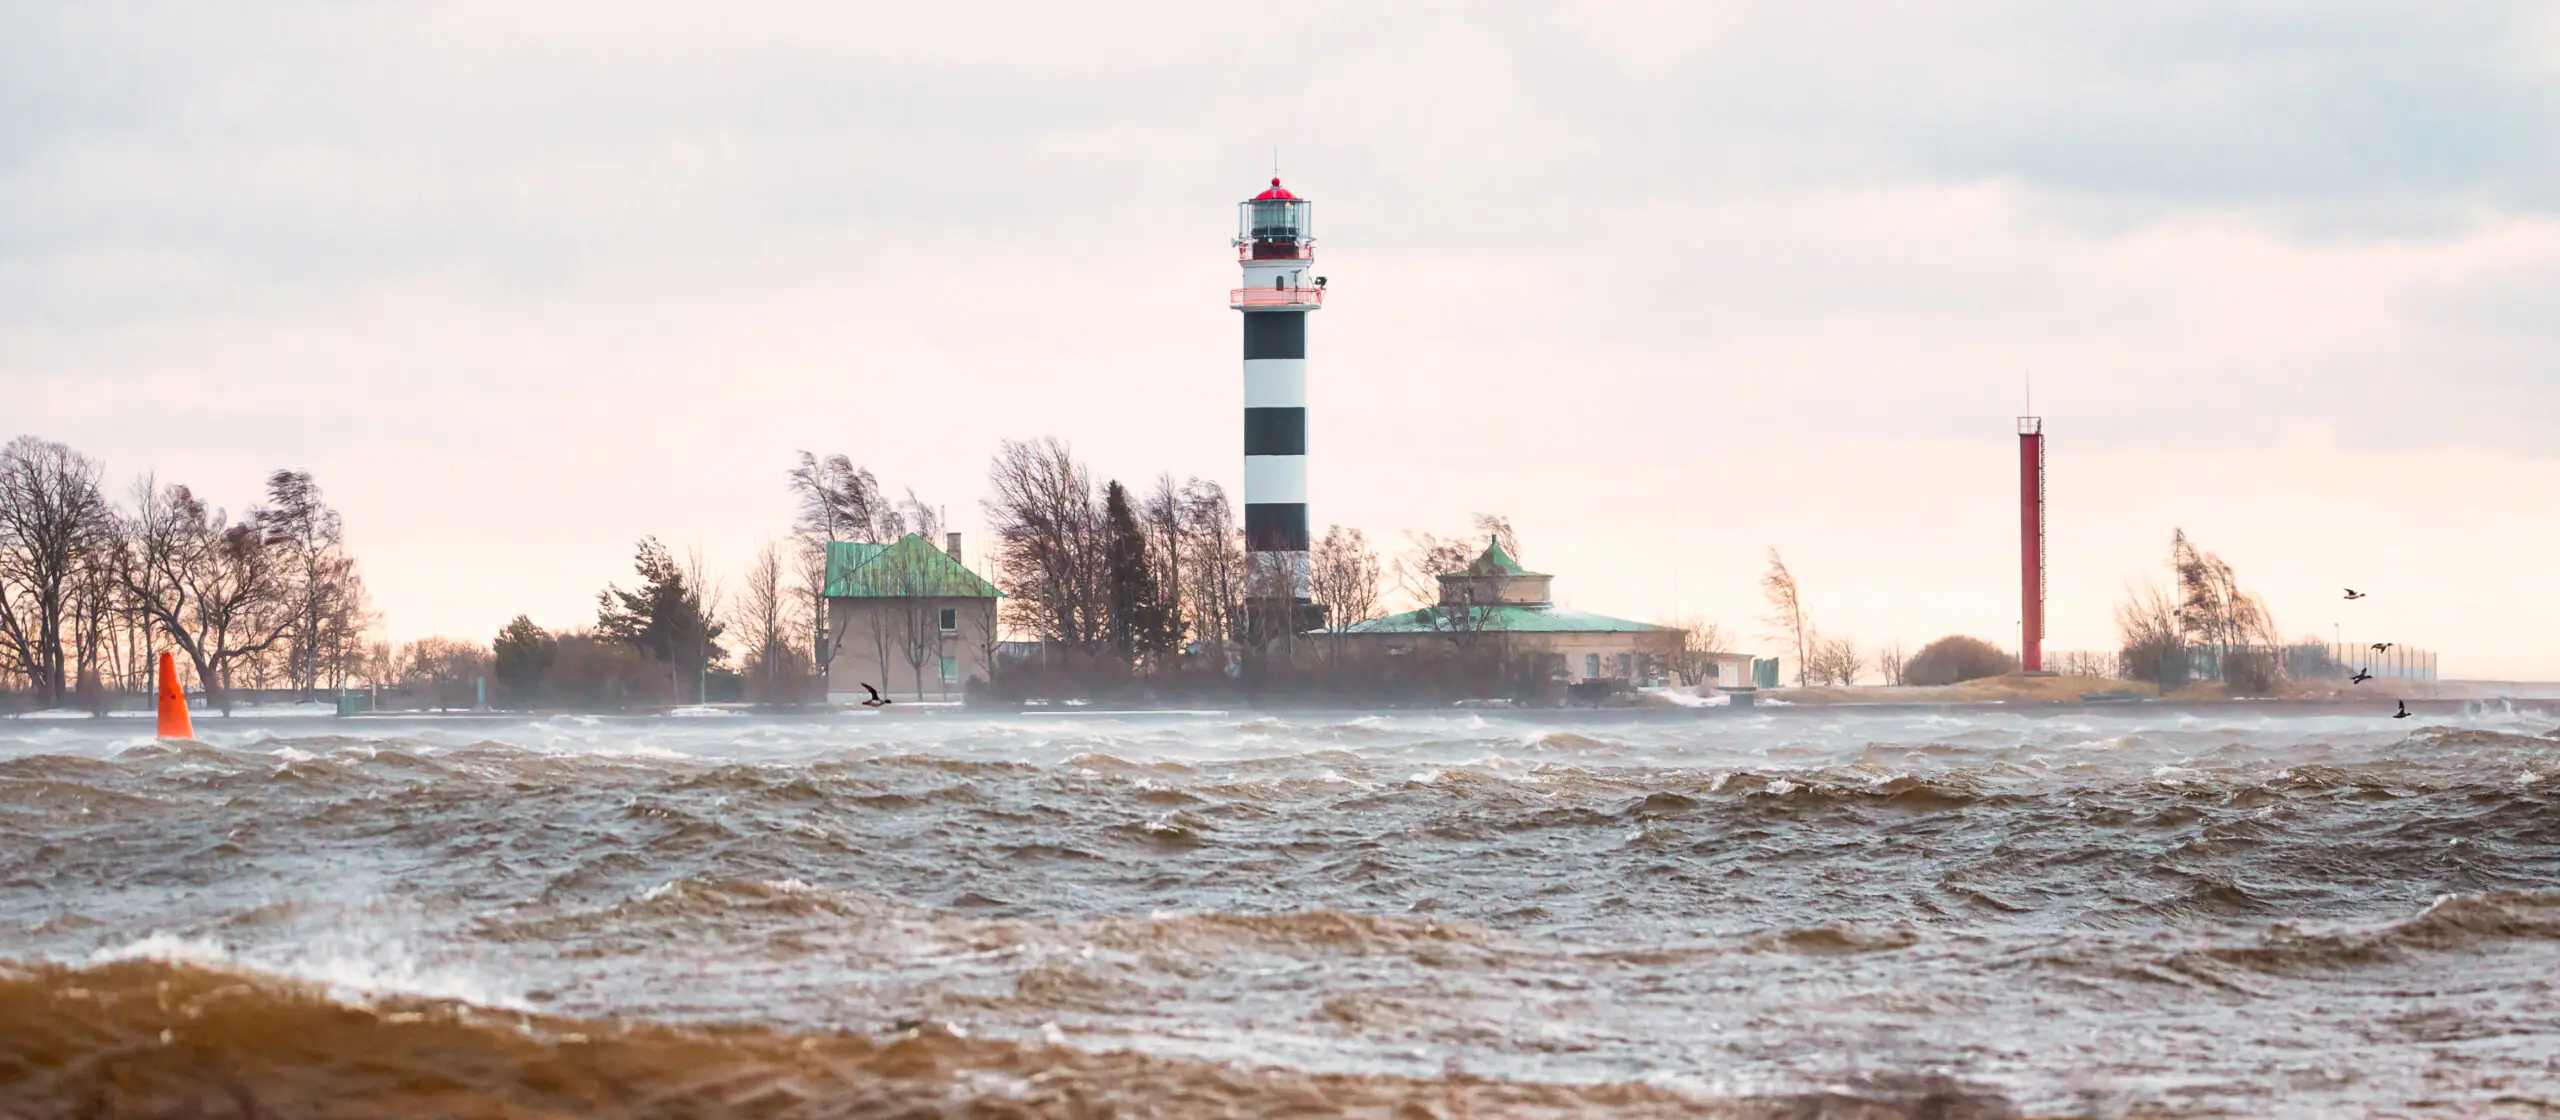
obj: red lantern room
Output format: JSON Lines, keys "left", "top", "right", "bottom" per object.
{"left": 1238, "top": 178, "right": 1314, "bottom": 261}
{"left": 1232, "top": 178, "right": 1321, "bottom": 310}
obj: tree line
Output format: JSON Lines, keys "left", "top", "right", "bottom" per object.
{"left": 434, "top": 439, "right": 1752, "bottom": 708}
{"left": 454, "top": 440, "right": 1421, "bottom": 707}
{"left": 5, "top": 428, "right": 1780, "bottom": 713}
{"left": 0, "top": 435, "right": 369, "bottom": 711}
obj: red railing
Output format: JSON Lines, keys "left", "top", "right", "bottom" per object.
{"left": 1230, "top": 287, "right": 1324, "bottom": 308}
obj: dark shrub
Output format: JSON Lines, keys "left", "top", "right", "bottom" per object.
{"left": 2224, "top": 648, "right": 2284, "bottom": 696}
{"left": 1902, "top": 635, "right": 2016, "bottom": 686}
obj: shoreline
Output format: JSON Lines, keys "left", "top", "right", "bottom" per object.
{"left": 8, "top": 694, "right": 2555, "bottom": 727}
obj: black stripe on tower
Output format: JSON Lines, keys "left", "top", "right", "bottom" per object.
{"left": 1242, "top": 311, "right": 1306, "bottom": 359}
{"left": 1244, "top": 503, "right": 1310, "bottom": 553}
{"left": 1242, "top": 408, "right": 1306, "bottom": 455}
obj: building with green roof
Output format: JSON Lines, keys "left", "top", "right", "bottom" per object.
{"left": 821, "top": 532, "right": 1000, "bottom": 703}
{"left": 1321, "top": 537, "right": 1690, "bottom": 685}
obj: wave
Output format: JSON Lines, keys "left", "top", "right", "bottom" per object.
{"left": 0, "top": 957, "right": 2019, "bottom": 1119}
{"left": 2177, "top": 890, "right": 2560, "bottom": 976}
{"left": 1746, "top": 923, "right": 1923, "bottom": 955}
{"left": 1086, "top": 908, "right": 1488, "bottom": 953}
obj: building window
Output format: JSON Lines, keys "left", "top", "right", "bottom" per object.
{"left": 940, "top": 655, "right": 959, "bottom": 684}
{"left": 939, "top": 608, "right": 958, "bottom": 634}
{"left": 1584, "top": 653, "right": 1600, "bottom": 680}
{"left": 1618, "top": 653, "right": 1633, "bottom": 680}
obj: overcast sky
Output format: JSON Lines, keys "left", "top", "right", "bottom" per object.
{"left": 6, "top": 2, "right": 2558, "bottom": 677}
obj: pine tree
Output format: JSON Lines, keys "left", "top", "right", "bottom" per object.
{"left": 1102, "top": 482, "right": 1171, "bottom": 659}
{"left": 596, "top": 537, "right": 725, "bottom": 696}
{"left": 491, "top": 614, "right": 555, "bottom": 707}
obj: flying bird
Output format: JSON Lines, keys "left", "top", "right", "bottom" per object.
{"left": 2350, "top": 668, "right": 2372, "bottom": 684}
{"left": 2393, "top": 700, "right": 2411, "bottom": 719}
{"left": 2371, "top": 642, "right": 2393, "bottom": 653}
{"left": 860, "top": 683, "right": 891, "bottom": 708}
{"left": 2344, "top": 589, "right": 2366, "bottom": 600}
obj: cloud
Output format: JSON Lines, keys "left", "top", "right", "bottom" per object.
{"left": 3, "top": 1, "right": 2557, "bottom": 674}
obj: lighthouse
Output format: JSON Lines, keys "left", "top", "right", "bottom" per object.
{"left": 1232, "top": 177, "right": 1322, "bottom": 621}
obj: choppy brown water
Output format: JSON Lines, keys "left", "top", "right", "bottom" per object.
{"left": 3, "top": 706, "right": 2557, "bottom": 1117}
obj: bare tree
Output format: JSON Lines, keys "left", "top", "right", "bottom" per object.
{"left": 896, "top": 489, "right": 941, "bottom": 540}
{"left": 1141, "top": 474, "right": 1188, "bottom": 648}
{"left": 1389, "top": 523, "right": 1514, "bottom": 653}
{"left": 887, "top": 539, "right": 958, "bottom": 700}
{"left": 66, "top": 533, "right": 124, "bottom": 709}
{"left": 1307, "top": 525, "right": 1382, "bottom": 667}
{"left": 682, "top": 546, "right": 724, "bottom": 704}
{"left": 1390, "top": 531, "right": 1475, "bottom": 609}
{"left": 399, "top": 636, "right": 489, "bottom": 711}
{"left": 733, "top": 540, "right": 798, "bottom": 704}
{"left": 306, "top": 552, "right": 374, "bottom": 692}
{"left": 253, "top": 469, "right": 349, "bottom": 698}
{"left": 2170, "top": 529, "right": 2277, "bottom": 650}
{"left": 2115, "top": 579, "right": 2185, "bottom": 689}
{"left": 2169, "top": 528, "right": 2280, "bottom": 692}
{"left": 362, "top": 640, "right": 399, "bottom": 695}
{"left": 984, "top": 438, "right": 1106, "bottom": 650}
{"left": 0, "top": 437, "right": 115, "bottom": 708}
{"left": 788, "top": 452, "right": 895, "bottom": 695}
{"left": 1759, "top": 548, "right": 1811, "bottom": 687}
{"left": 116, "top": 476, "right": 298, "bottom": 712}
{"left": 1808, "top": 635, "right": 1864, "bottom": 686}
{"left": 1876, "top": 638, "right": 1907, "bottom": 687}
{"left": 789, "top": 453, "right": 894, "bottom": 545}
{"left": 1667, "top": 617, "right": 1731, "bottom": 687}
{"left": 1178, "top": 480, "right": 1244, "bottom": 650}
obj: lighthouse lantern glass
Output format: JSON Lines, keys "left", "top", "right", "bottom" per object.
{"left": 1241, "top": 199, "right": 1311, "bottom": 242}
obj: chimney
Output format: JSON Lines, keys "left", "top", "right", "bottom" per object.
{"left": 945, "top": 532, "right": 963, "bottom": 564}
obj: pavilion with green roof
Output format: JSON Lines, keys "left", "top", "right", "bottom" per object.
{"left": 1322, "top": 537, "right": 1687, "bottom": 685}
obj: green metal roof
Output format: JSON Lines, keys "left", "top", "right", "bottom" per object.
{"left": 822, "top": 535, "right": 1001, "bottom": 598}
{"left": 1330, "top": 604, "right": 1675, "bottom": 636}
{"left": 1461, "top": 536, "right": 1540, "bottom": 577}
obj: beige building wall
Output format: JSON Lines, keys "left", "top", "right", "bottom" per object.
{"left": 1518, "top": 631, "right": 1685, "bottom": 682}
{"left": 824, "top": 596, "right": 998, "bottom": 702}
{"left": 1352, "top": 629, "right": 1684, "bottom": 683}
{"left": 1437, "top": 573, "right": 1554, "bottom": 607}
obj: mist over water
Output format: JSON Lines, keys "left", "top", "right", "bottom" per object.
{"left": 4, "top": 706, "right": 2558, "bottom": 1116}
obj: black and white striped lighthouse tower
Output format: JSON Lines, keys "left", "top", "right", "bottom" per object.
{"left": 1232, "top": 177, "right": 1323, "bottom": 620}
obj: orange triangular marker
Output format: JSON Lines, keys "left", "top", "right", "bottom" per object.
{"left": 156, "top": 651, "right": 195, "bottom": 740}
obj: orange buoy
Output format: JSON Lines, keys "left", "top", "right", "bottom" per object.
{"left": 155, "top": 651, "right": 195, "bottom": 740}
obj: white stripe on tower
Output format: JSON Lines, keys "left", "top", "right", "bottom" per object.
{"left": 1241, "top": 358, "right": 1305, "bottom": 407}
{"left": 1243, "top": 452, "right": 1307, "bottom": 504}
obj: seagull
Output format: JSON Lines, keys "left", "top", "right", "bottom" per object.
{"left": 2344, "top": 589, "right": 2366, "bottom": 600}
{"left": 2371, "top": 642, "right": 2393, "bottom": 653}
{"left": 2393, "top": 700, "right": 2411, "bottom": 720}
{"left": 860, "top": 683, "right": 891, "bottom": 708}
{"left": 2350, "top": 668, "right": 2372, "bottom": 684}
